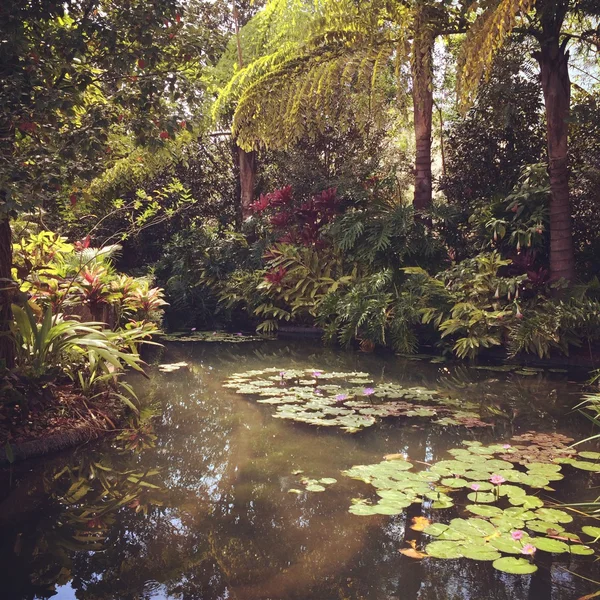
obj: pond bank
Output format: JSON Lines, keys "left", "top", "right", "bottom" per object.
{"left": 0, "top": 385, "right": 123, "bottom": 464}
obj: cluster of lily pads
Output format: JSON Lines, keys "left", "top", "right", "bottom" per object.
{"left": 288, "top": 471, "right": 338, "bottom": 494}
{"left": 396, "top": 355, "right": 568, "bottom": 375}
{"left": 343, "top": 439, "right": 600, "bottom": 574}
{"left": 158, "top": 361, "right": 189, "bottom": 373}
{"left": 223, "top": 368, "right": 491, "bottom": 433}
{"left": 158, "top": 331, "right": 270, "bottom": 343}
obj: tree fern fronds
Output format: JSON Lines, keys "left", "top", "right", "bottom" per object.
{"left": 458, "top": 0, "right": 536, "bottom": 108}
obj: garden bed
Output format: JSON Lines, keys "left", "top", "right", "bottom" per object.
{"left": 0, "top": 385, "right": 123, "bottom": 464}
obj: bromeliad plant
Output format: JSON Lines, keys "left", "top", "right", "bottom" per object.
{"left": 10, "top": 302, "right": 152, "bottom": 414}
{"left": 13, "top": 227, "right": 167, "bottom": 330}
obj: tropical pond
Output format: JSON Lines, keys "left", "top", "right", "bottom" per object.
{"left": 3, "top": 339, "right": 600, "bottom": 600}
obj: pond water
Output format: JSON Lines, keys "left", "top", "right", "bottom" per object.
{"left": 2, "top": 341, "right": 600, "bottom": 600}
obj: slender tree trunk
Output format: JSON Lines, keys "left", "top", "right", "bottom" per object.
{"left": 0, "top": 215, "right": 15, "bottom": 368}
{"left": 536, "top": 37, "right": 575, "bottom": 281}
{"left": 234, "top": 6, "right": 257, "bottom": 221}
{"left": 238, "top": 147, "right": 257, "bottom": 219}
{"left": 411, "top": 17, "right": 434, "bottom": 213}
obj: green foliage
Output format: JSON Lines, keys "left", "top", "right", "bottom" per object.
{"left": 507, "top": 293, "right": 600, "bottom": 358}
{"left": 213, "top": 0, "right": 410, "bottom": 150}
{"left": 9, "top": 303, "right": 149, "bottom": 407}
{"left": 468, "top": 163, "right": 549, "bottom": 255}
{"left": 0, "top": 0, "right": 197, "bottom": 218}
{"left": 155, "top": 222, "right": 264, "bottom": 329}
{"left": 13, "top": 227, "right": 167, "bottom": 329}
{"left": 329, "top": 196, "right": 445, "bottom": 270}
{"left": 254, "top": 244, "right": 354, "bottom": 332}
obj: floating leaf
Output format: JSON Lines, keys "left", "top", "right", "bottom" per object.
{"left": 466, "top": 504, "right": 503, "bottom": 518}
{"left": 535, "top": 508, "right": 573, "bottom": 524}
{"left": 425, "top": 540, "right": 464, "bottom": 559}
{"left": 565, "top": 460, "right": 600, "bottom": 472}
{"left": 578, "top": 452, "right": 600, "bottom": 460}
{"left": 305, "top": 484, "right": 326, "bottom": 492}
{"left": 568, "top": 544, "right": 595, "bottom": 556}
{"left": 527, "top": 520, "right": 565, "bottom": 535}
{"left": 467, "top": 492, "right": 496, "bottom": 503}
{"left": 441, "top": 477, "right": 469, "bottom": 489}
{"left": 424, "top": 523, "right": 451, "bottom": 537}
{"left": 532, "top": 537, "right": 569, "bottom": 554}
{"left": 410, "top": 516, "right": 431, "bottom": 531}
{"left": 399, "top": 547, "right": 427, "bottom": 559}
{"left": 461, "top": 545, "right": 502, "bottom": 561}
{"left": 492, "top": 557, "right": 537, "bottom": 574}
{"left": 582, "top": 526, "right": 600, "bottom": 540}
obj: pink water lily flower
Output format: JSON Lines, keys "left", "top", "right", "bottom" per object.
{"left": 521, "top": 544, "right": 536, "bottom": 555}
{"left": 335, "top": 394, "right": 348, "bottom": 401}
{"left": 511, "top": 530, "right": 524, "bottom": 541}
{"left": 490, "top": 474, "right": 506, "bottom": 485}
{"left": 503, "top": 444, "right": 512, "bottom": 449}
{"left": 363, "top": 388, "right": 375, "bottom": 396}
{"left": 312, "top": 370, "right": 323, "bottom": 378}
{"left": 470, "top": 483, "right": 481, "bottom": 492}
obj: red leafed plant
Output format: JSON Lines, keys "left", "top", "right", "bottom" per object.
{"left": 264, "top": 267, "right": 287, "bottom": 285}
{"left": 252, "top": 185, "right": 341, "bottom": 247}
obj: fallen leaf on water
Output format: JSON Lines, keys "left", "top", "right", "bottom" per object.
{"left": 410, "top": 516, "right": 431, "bottom": 531}
{"left": 384, "top": 453, "right": 405, "bottom": 461}
{"left": 400, "top": 547, "right": 427, "bottom": 559}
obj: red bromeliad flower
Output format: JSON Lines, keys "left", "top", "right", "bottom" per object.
{"left": 250, "top": 194, "right": 270, "bottom": 213}
{"left": 264, "top": 267, "right": 287, "bottom": 285}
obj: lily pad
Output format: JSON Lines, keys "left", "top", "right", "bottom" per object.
{"left": 582, "top": 525, "right": 600, "bottom": 540}
{"left": 531, "top": 537, "right": 569, "bottom": 554}
{"left": 527, "top": 520, "right": 565, "bottom": 535}
{"left": 305, "top": 484, "right": 326, "bottom": 492}
{"left": 568, "top": 544, "right": 595, "bottom": 556}
{"left": 492, "top": 557, "right": 537, "bottom": 575}
{"left": 466, "top": 504, "right": 503, "bottom": 518}
{"left": 425, "top": 540, "right": 464, "bottom": 559}
{"left": 534, "top": 508, "right": 573, "bottom": 524}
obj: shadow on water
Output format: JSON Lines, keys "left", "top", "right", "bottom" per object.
{"left": 1, "top": 341, "right": 599, "bottom": 600}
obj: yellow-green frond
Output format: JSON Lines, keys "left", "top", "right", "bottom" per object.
{"left": 458, "top": 0, "right": 536, "bottom": 109}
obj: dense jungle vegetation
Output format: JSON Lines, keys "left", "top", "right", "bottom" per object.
{"left": 1, "top": 0, "right": 600, "bottom": 447}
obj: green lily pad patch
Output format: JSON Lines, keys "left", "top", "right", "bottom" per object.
{"left": 158, "top": 331, "right": 272, "bottom": 343}
{"left": 224, "top": 368, "right": 492, "bottom": 432}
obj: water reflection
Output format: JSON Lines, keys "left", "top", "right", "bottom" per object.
{"left": 0, "top": 342, "right": 598, "bottom": 599}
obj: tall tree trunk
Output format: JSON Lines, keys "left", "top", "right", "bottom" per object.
{"left": 234, "top": 6, "right": 257, "bottom": 221}
{"left": 536, "top": 33, "right": 575, "bottom": 281}
{"left": 0, "top": 215, "right": 15, "bottom": 369}
{"left": 411, "top": 16, "right": 434, "bottom": 213}
{"left": 238, "top": 147, "right": 257, "bottom": 219}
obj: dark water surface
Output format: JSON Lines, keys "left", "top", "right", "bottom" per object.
{"left": 2, "top": 341, "right": 600, "bottom": 600}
